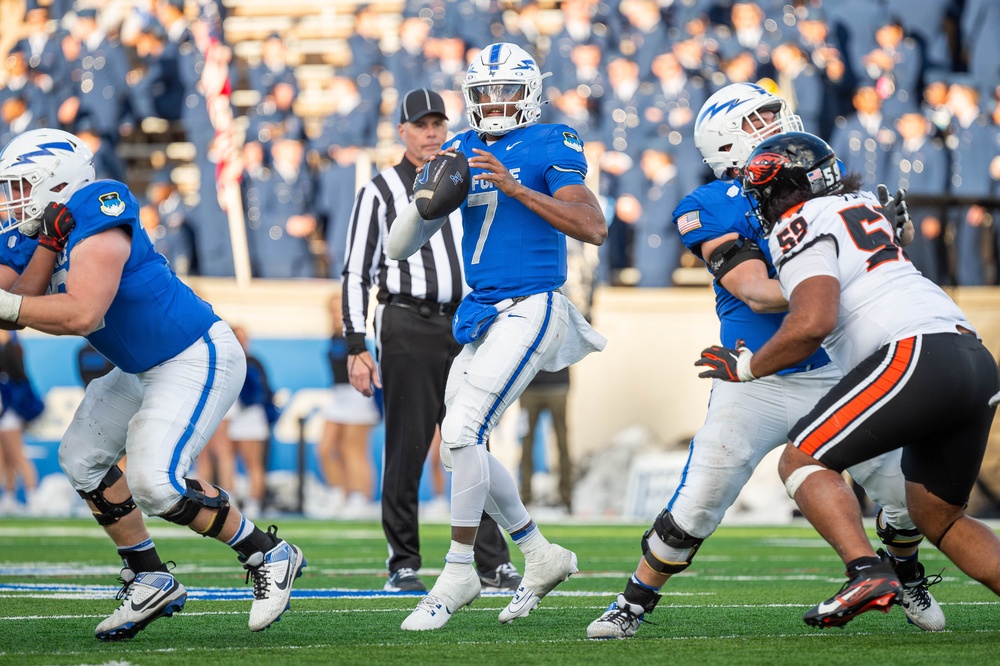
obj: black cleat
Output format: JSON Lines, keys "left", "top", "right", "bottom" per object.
{"left": 803, "top": 564, "right": 902, "bottom": 628}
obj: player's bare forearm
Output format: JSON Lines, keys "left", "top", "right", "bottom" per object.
{"left": 747, "top": 276, "right": 838, "bottom": 377}
{"left": 515, "top": 183, "right": 607, "bottom": 245}
{"left": 14, "top": 292, "right": 103, "bottom": 336}
{"left": 718, "top": 260, "right": 788, "bottom": 313}
{"left": 11, "top": 248, "right": 59, "bottom": 297}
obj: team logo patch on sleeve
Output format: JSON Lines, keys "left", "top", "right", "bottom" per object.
{"left": 676, "top": 210, "right": 702, "bottom": 235}
{"left": 98, "top": 192, "right": 126, "bottom": 217}
{"left": 562, "top": 132, "right": 584, "bottom": 152}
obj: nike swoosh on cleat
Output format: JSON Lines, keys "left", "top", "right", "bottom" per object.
{"left": 814, "top": 599, "right": 843, "bottom": 615}
{"left": 130, "top": 587, "right": 172, "bottom": 613}
{"left": 274, "top": 559, "right": 293, "bottom": 591}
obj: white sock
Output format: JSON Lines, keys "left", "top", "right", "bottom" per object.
{"left": 511, "top": 521, "right": 550, "bottom": 558}
{"left": 445, "top": 540, "right": 475, "bottom": 565}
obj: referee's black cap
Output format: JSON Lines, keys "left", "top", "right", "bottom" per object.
{"left": 399, "top": 89, "right": 448, "bottom": 124}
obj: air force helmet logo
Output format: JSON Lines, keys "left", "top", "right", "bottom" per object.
{"left": 99, "top": 192, "right": 126, "bottom": 217}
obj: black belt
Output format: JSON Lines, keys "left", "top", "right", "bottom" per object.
{"left": 385, "top": 294, "right": 460, "bottom": 317}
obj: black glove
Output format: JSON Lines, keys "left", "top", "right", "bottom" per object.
{"left": 39, "top": 202, "right": 75, "bottom": 253}
{"left": 695, "top": 341, "right": 755, "bottom": 382}
{"left": 877, "top": 184, "right": 910, "bottom": 240}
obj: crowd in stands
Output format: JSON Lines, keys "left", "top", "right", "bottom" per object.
{"left": 2, "top": 0, "right": 1000, "bottom": 286}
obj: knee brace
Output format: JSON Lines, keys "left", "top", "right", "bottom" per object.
{"left": 641, "top": 509, "right": 704, "bottom": 575}
{"left": 160, "top": 479, "right": 231, "bottom": 539}
{"left": 78, "top": 465, "right": 138, "bottom": 526}
{"left": 876, "top": 508, "right": 924, "bottom": 549}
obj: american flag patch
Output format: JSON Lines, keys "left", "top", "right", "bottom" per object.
{"left": 676, "top": 210, "right": 702, "bottom": 235}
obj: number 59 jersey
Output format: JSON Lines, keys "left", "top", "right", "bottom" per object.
{"left": 768, "top": 189, "right": 972, "bottom": 372}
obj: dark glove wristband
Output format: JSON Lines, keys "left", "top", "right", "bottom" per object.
{"left": 346, "top": 332, "right": 368, "bottom": 356}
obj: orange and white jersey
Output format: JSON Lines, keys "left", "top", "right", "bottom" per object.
{"left": 767, "top": 189, "right": 972, "bottom": 372}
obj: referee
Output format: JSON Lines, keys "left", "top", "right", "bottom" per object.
{"left": 342, "top": 89, "right": 520, "bottom": 593}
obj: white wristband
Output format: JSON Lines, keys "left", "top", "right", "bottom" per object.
{"left": 736, "top": 347, "right": 756, "bottom": 382}
{"left": 0, "top": 290, "right": 22, "bottom": 323}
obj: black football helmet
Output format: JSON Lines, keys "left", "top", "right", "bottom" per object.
{"left": 741, "top": 131, "right": 841, "bottom": 235}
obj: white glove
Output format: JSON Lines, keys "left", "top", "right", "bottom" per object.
{"left": 0, "top": 289, "right": 22, "bottom": 323}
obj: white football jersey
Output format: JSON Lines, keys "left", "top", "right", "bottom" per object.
{"left": 768, "top": 190, "right": 972, "bottom": 372}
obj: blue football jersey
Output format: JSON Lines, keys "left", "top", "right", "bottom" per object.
{"left": 672, "top": 178, "right": 830, "bottom": 374}
{"left": 57, "top": 180, "right": 219, "bottom": 373}
{"left": 448, "top": 123, "right": 588, "bottom": 302}
{"left": 0, "top": 230, "right": 38, "bottom": 274}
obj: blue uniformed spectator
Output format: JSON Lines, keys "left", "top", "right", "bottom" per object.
{"left": 547, "top": 0, "right": 608, "bottom": 77}
{"left": 821, "top": 0, "right": 889, "bottom": 84}
{"left": 626, "top": 142, "right": 685, "bottom": 287}
{"left": 793, "top": 5, "right": 854, "bottom": 138}
{"left": 245, "top": 81, "right": 305, "bottom": 154}
{"left": 599, "top": 53, "right": 653, "bottom": 158}
{"left": 546, "top": 88, "right": 602, "bottom": 146}
{"left": 315, "top": 145, "right": 368, "bottom": 278}
{"left": 771, "top": 42, "right": 826, "bottom": 142}
{"left": 311, "top": 76, "right": 380, "bottom": 159}
{"left": 153, "top": 0, "right": 198, "bottom": 124}
{"left": 140, "top": 167, "right": 196, "bottom": 276}
{"left": 243, "top": 135, "right": 318, "bottom": 279}
{"left": 127, "top": 19, "right": 168, "bottom": 121}
{"left": 617, "top": 0, "right": 673, "bottom": 80}
{"left": 247, "top": 33, "right": 297, "bottom": 100}
{"left": 345, "top": 4, "right": 386, "bottom": 80}
{"left": 961, "top": 0, "right": 1000, "bottom": 101}
{"left": 386, "top": 15, "right": 434, "bottom": 93}
{"left": 453, "top": 0, "right": 504, "bottom": 49}
{"left": 716, "top": 46, "right": 759, "bottom": 88}
{"left": 0, "top": 49, "right": 51, "bottom": 132}
{"left": 861, "top": 17, "right": 922, "bottom": 118}
{"left": 187, "top": 139, "right": 236, "bottom": 277}
{"left": 643, "top": 49, "right": 708, "bottom": 194}
{"left": 71, "top": 7, "right": 133, "bottom": 142}
{"left": 545, "top": 40, "right": 608, "bottom": 115}
{"left": 989, "top": 101, "right": 1000, "bottom": 281}
{"left": 0, "top": 93, "right": 45, "bottom": 148}
{"left": 16, "top": 0, "right": 69, "bottom": 123}
{"left": 830, "top": 81, "right": 896, "bottom": 191}
{"left": 421, "top": 35, "right": 469, "bottom": 95}
{"left": 888, "top": 112, "right": 951, "bottom": 285}
{"left": 76, "top": 118, "right": 126, "bottom": 182}
{"left": 945, "top": 76, "right": 995, "bottom": 286}
{"left": 711, "top": 0, "right": 783, "bottom": 72}
{"left": 884, "top": 0, "right": 956, "bottom": 71}
{"left": 921, "top": 68, "right": 954, "bottom": 138}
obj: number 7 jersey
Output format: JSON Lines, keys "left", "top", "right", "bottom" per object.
{"left": 767, "top": 189, "right": 972, "bottom": 372}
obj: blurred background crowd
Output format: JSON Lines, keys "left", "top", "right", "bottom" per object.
{"left": 2, "top": 0, "right": 999, "bottom": 288}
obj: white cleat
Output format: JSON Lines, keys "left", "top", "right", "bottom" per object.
{"left": 586, "top": 595, "right": 645, "bottom": 640}
{"left": 95, "top": 569, "right": 187, "bottom": 641}
{"left": 901, "top": 567, "right": 946, "bottom": 632}
{"left": 243, "top": 539, "right": 306, "bottom": 631}
{"left": 401, "top": 563, "right": 481, "bottom": 631}
{"left": 498, "top": 543, "right": 578, "bottom": 623}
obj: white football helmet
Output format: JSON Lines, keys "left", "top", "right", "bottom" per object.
{"left": 462, "top": 43, "right": 547, "bottom": 136}
{"left": 0, "top": 128, "right": 95, "bottom": 235}
{"left": 694, "top": 83, "right": 804, "bottom": 178}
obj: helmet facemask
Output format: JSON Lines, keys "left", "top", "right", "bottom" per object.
{"left": 462, "top": 43, "right": 547, "bottom": 136}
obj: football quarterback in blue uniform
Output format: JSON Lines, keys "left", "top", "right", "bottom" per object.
{"left": 0, "top": 129, "right": 305, "bottom": 641}
{"left": 389, "top": 42, "right": 607, "bottom": 630}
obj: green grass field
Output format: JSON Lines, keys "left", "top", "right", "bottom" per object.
{"left": 1, "top": 518, "right": 997, "bottom": 666}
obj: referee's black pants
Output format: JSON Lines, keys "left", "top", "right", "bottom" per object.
{"left": 377, "top": 303, "right": 511, "bottom": 575}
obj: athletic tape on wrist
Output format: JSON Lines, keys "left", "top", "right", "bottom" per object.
{"left": 736, "top": 348, "right": 756, "bottom": 382}
{"left": 0, "top": 290, "right": 23, "bottom": 323}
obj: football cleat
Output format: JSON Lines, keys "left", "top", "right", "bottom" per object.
{"left": 498, "top": 543, "right": 578, "bottom": 623}
{"left": 242, "top": 537, "right": 306, "bottom": 632}
{"left": 478, "top": 562, "right": 522, "bottom": 592}
{"left": 401, "top": 563, "right": 481, "bottom": 631}
{"left": 384, "top": 567, "right": 427, "bottom": 592}
{"left": 803, "top": 563, "right": 901, "bottom": 628}
{"left": 586, "top": 594, "right": 645, "bottom": 640}
{"left": 877, "top": 550, "right": 946, "bottom": 632}
{"left": 95, "top": 569, "right": 187, "bottom": 641}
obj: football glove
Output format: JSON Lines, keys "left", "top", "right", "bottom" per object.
{"left": 877, "top": 184, "right": 910, "bottom": 241}
{"left": 696, "top": 340, "right": 756, "bottom": 382}
{"left": 39, "top": 202, "right": 75, "bottom": 253}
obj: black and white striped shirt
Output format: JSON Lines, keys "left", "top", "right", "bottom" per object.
{"left": 341, "top": 157, "right": 466, "bottom": 348}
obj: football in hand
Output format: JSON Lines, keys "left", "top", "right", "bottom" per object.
{"left": 413, "top": 152, "right": 471, "bottom": 219}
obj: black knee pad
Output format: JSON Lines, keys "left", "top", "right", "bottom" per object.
{"left": 78, "top": 465, "right": 137, "bottom": 526}
{"left": 876, "top": 508, "right": 924, "bottom": 549}
{"left": 640, "top": 509, "right": 704, "bottom": 575}
{"left": 160, "top": 479, "right": 231, "bottom": 539}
